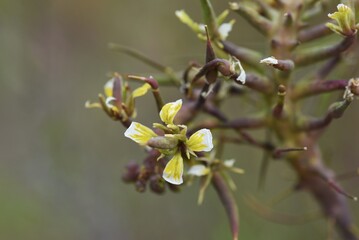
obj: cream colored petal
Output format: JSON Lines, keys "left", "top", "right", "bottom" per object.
{"left": 159, "top": 99, "right": 182, "bottom": 125}
{"left": 132, "top": 83, "right": 151, "bottom": 98}
{"left": 230, "top": 57, "right": 246, "bottom": 84}
{"left": 187, "top": 129, "right": 213, "bottom": 152}
{"left": 85, "top": 101, "right": 101, "bottom": 109}
{"left": 162, "top": 152, "right": 184, "bottom": 185}
{"left": 188, "top": 165, "right": 210, "bottom": 176}
{"left": 236, "top": 60, "right": 246, "bottom": 84}
{"left": 218, "top": 20, "right": 235, "bottom": 40}
{"left": 105, "top": 96, "right": 117, "bottom": 109}
{"left": 124, "top": 122, "right": 157, "bottom": 145}
{"left": 104, "top": 78, "right": 114, "bottom": 97}
{"left": 224, "top": 159, "right": 236, "bottom": 168}
{"left": 260, "top": 56, "right": 278, "bottom": 65}
{"left": 337, "top": 3, "right": 350, "bottom": 12}
{"left": 218, "top": 23, "right": 232, "bottom": 40}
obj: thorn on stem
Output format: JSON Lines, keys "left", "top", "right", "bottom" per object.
{"left": 318, "top": 174, "right": 358, "bottom": 201}
{"left": 273, "top": 147, "right": 307, "bottom": 159}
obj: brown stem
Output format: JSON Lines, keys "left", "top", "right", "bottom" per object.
{"left": 212, "top": 172, "right": 239, "bottom": 240}
{"left": 291, "top": 79, "right": 348, "bottom": 100}
{"left": 316, "top": 56, "right": 341, "bottom": 81}
{"left": 187, "top": 117, "right": 267, "bottom": 135}
{"left": 298, "top": 23, "right": 333, "bottom": 43}
{"left": 294, "top": 36, "right": 356, "bottom": 67}
{"left": 273, "top": 85, "right": 286, "bottom": 118}
{"left": 231, "top": 74, "right": 274, "bottom": 95}
{"left": 297, "top": 100, "right": 351, "bottom": 131}
{"left": 221, "top": 40, "right": 263, "bottom": 71}
{"left": 287, "top": 138, "right": 358, "bottom": 240}
{"left": 229, "top": 2, "right": 272, "bottom": 35}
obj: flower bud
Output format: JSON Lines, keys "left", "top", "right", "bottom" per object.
{"left": 343, "top": 78, "right": 359, "bottom": 101}
{"left": 149, "top": 175, "right": 166, "bottom": 194}
{"left": 135, "top": 180, "right": 147, "bottom": 193}
{"left": 326, "top": 4, "right": 357, "bottom": 37}
{"left": 328, "top": 100, "right": 351, "bottom": 119}
{"left": 168, "top": 183, "right": 181, "bottom": 192}
{"left": 147, "top": 136, "right": 179, "bottom": 149}
{"left": 122, "top": 161, "right": 140, "bottom": 183}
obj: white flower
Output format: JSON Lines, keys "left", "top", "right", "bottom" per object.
{"left": 124, "top": 99, "right": 214, "bottom": 185}
{"left": 188, "top": 165, "right": 210, "bottom": 176}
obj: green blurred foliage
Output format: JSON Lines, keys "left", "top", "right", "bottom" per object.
{"left": 0, "top": 0, "right": 358, "bottom": 239}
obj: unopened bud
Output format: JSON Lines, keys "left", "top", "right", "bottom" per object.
{"left": 135, "top": 180, "right": 146, "bottom": 193}
{"left": 112, "top": 74, "right": 123, "bottom": 109}
{"left": 328, "top": 100, "right": 351, "bottom": 119}
{"left": 149, "top": 175, "right": 166, "bottom": 194}
{"left": 122, "top": 162, "right": 140, "bottom": 183}
{"left": 168, "top": 182, "right": 181, "bottom": 192}
{"left": 147, "top": 136, "right": 179, "bottom": 149}
{"left": 343, "top": 78, "right": 359, "bottom": 101}
{"left": 326, "top": 4, "right": 357, "bottom": 37}
{"left": 278, "top": 84, "right": 286, "bottom": 95}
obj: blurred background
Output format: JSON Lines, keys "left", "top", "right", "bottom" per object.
{"left": 0, "top": 0, "right": 358, "bottom": 239}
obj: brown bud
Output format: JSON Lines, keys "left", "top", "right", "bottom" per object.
{"left": 122, "top": 161, "right": 140, "bottom": 183}
{"left": 149, "top": 175, "right": 166, "bottom": 194}
{"left": 135, "top": 180, "right": 146, "bottom": 193}
{"left": 278, "top": 84, "right": 286, "bottom": 95}
{"left": 168, "top": 183, "right": 181, "bottom": 193}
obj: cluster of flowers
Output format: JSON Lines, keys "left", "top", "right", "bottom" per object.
{"left": 124, "top": 99, "right": 213, "bottom": 185}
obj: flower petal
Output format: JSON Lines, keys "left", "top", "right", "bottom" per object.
{"left": 236, "top": 60, "right": 246, "bottom": 84}
{"left": 224, "top": 159, "right": 236, "bottom": 168}
{"left": 230, "top": 57, "right": 246, "bottom": 84}
{"left": 162, "top": 152, "right": 184, "bottom": 185}
{"left": 132, "top": 83, "right": 151, "bottom": 98}
{"left": 187, "top": 129, "right": 213, "bottom": 152}
{"left": 260, "top": 56, "right": 279, "bottom": 66}
{"left": 159, "top": 99, "right": 182, "bottom": 125}
{"left": 124, "top": 122, "right": 157, "bottom": 145}
{"left": 188, "top": 165, "right": 210, "bottom": 176}
{"left": 85, "top": 100, "right": 101, "bottom": 109}
{"left": 105, "top": 96, "right": 117, "bottom": 109}
{"left": 104, "top": 78, "right": 114, "bottom": 97}
{"left": 218, "top": 21, "right": 234, "bottom": 40}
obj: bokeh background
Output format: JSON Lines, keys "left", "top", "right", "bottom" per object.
{"left": 0, "top": 0, "right": 358, "bottom": 239}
